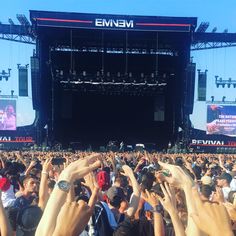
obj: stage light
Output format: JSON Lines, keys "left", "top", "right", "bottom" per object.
{"left": 222, "top": 84, "right": 225, "bottom": 88}
{"left": 212, "top": 27, "right": 217, "bottom": 33}
{"left": 16, "top": 14, "right": 30, "bottom": 26}
{"left": 222, "top": 96, "right": 226, "bottom": 102}
{"left": 211, "top": 96, "right": 214, "bottom": 102}
{"left": 11, "top": 90, "right": 14, "bottom": 97}
{"left": 196, "top": 22, "right": 209, "bottom": 32}
{"left": 8, "top": 18, "right": 15, "bottom": 25}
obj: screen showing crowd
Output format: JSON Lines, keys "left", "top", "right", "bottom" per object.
{"left": 0, "top": 100, "right": 16, "bottom": 131}
{"left": 207, "top": 104, "right": 236, "bottom": 136}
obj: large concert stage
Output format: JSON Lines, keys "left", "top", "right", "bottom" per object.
{"left": 30, "top": 10, "right": 197, "bottom": 149}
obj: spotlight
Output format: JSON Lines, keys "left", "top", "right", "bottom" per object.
{"left": 11, "top": 90, "right": 14, "bottom": 97}
{"left": 211, "top": 96, "right": 214, "bottom": 102}
{"left": 222, "top": 96, "right": 226, "bottom": 102}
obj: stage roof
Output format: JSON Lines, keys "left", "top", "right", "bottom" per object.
{"left": 30, "top": 10, "right": 197, "bottom": 33}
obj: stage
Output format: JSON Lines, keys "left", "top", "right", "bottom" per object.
{"left": 29, "top": 10, "right": 197, "bottom": 149}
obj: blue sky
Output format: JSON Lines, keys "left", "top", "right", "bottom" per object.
{"left": 0, "top": 0, "right": 236, "bottom": 129}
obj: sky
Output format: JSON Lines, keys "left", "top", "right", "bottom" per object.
{"left": 0, "top": 0, "right": 236, "bottom": 129}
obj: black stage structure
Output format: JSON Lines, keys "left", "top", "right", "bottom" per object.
{"left": 30, "top": 10, "right": 197, "bottom": 149}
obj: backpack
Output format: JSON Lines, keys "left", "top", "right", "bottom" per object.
{"left": 97, "top": 171, "right": 110, "bottom": 191}
{"left": 90, "top": 202, "right": 114, "bottom": 236}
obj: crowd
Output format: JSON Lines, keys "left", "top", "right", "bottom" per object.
{"left": 0, "top": 150, "right": 236, "bottom": 235}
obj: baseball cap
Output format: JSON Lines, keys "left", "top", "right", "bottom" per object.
{"left": 16, "top": 206, "right": 42, "bottom": 236}
{"left": 106, "top": 186, "right": 125, "bottom": 202}
{"left": 0, "top": 177, "right": 11, "bottom": 191}
{"left": 201, "top": 176, "right": 213, "bottom": 186}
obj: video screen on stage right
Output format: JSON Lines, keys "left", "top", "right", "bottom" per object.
{"left": 207, "top": 104, "right": 236, "bottom": 137}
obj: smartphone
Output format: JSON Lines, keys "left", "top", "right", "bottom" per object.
{"left": 52, "top": 157, "right": 66, "bottom": 165}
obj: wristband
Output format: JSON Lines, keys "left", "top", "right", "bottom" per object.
{"left": 41, "top": 171, "right": 49, "bottom": 176}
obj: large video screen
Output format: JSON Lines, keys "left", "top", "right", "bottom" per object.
{"left": 189, "top": 47, "right": 236, "bottom": 135}
{"left": 207, "top": 104, "right": 236, "bottom": 136}
{"left": 0, "top": 40, "right": 35, "bottom": 129}
{"left": 0, "top": 100, "right": 16, "bottom": 130}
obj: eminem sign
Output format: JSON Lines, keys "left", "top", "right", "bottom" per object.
{"left": 95, "top": 19, "right": 134, "bottom": 28}
{"left": 0, "top": 136, "right": 35, "bottom": 143}
{"left": 190, "top": 139, "right": 236, "bottom": 147}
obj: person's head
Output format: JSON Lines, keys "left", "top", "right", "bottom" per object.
{"left": 16, "top": 206, "right": 42, "bottom": 236}
{"left": 200, "top": 185, "right": 213, "bottom": 200}
{"left": 5, "top": 105, "right": 15, "bottom": 115}
{"left": 106, "top": 186, "right": 125, "bottom": 209}
{"left": 114, "top": 175, "right": 128, "bottom": 188}
{"left": 22, "top": 176, "right": 38, "bottom": 194}
{"left": 201, "top": 175, "right": 213, "bottom": 186}
{"left": 217, "top": 173, "right": 232, "bottom": 187}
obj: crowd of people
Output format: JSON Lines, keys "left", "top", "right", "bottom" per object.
{"left": 0, "top": 150, "right": 236, "bottom": 235}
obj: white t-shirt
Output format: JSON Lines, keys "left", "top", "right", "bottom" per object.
{"left": 1, "top": 185, "right": 16, "bottom": 208}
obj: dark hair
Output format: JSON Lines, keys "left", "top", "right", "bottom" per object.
{"left": 200, "top": 185, "right": 213, "bottom": 199}
{"left": 140, "top": 172, "right": 155, "bottom": 192}
{"left": 48, "top": 179, "right": 56, "bottom": 189}
{"left": 110, "top": 195, "right": 123, "bottom": 208}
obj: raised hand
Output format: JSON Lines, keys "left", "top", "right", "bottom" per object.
{"left": 158, "top": 161, "right": 194, "bottom": 189}
{"left": 142, "top": 189, "right": 159, "bottom": 208}
{"left": 190, "top": 187, "right": 233, "bottom": 236}
{"left": 53, "top": 186, "right": 99, "bottom": 236}
{"left": 42, "top": 157, "right": 53, "bottom": 173}
{"left": 158, "top": 182, "right": 177, "bottom": 214}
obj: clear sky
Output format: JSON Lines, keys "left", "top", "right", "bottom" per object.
{"left": 0, "top": 0, "right": 236, "bottom": 129}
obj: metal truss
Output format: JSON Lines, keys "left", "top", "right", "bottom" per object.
{"left": 192, "top": 32, "right": 236, "bottom": 51}
{"left": 191, "top": 41, "right": 236, "bottom": 51}
{"left": 0, "top": 24, "right": 35, "bottom": 45}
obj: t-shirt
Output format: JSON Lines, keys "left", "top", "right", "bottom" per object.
{"left": 1, "top": 185, "right": 15, "bottom": 208}
{"left": 13, "top": 195, "right": 34, "bottom": 209}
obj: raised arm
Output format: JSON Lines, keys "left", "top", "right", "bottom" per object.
{"left": 121, "top": 165, "right": 140, "bottom": 217}
{"left": 36, "top": 154, "right": 101, "bottom": 236}
{"left": 0, "top": 190, "right": 13, "bottom": 236}
{"left": 38, "top": 157, "right": 53, "bottom": 210}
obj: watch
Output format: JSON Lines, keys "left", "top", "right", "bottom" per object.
{"left": 153, "top": 204, "right": 163, "bottom": 214}
{"left": 56, "top": 180, "right": 71, "bottom": 193}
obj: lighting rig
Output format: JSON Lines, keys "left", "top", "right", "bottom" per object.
{"left": 215, "top": 76, "right": 236, "bottom": 88}
{"left": 0, "top": 69, "right": 11, "bottom": 81}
